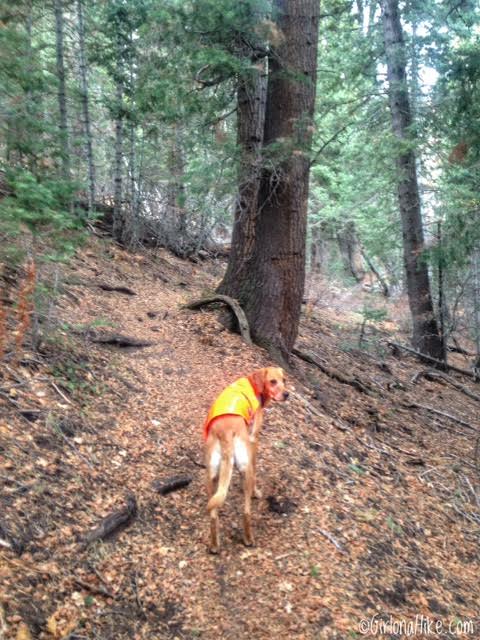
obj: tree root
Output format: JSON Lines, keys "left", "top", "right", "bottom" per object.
{"left": 184, "top": 295, "right": 252, "bottom": 344}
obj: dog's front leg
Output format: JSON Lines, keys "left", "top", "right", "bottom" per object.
{"left": 250, "top": 439, "right": 262, "bottom": 499}
{"left": 250, "top": 412, "right": 263, "bottom": 499}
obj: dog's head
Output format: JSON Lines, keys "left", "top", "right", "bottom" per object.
{"left": 249, "top": 367, "right": 288, "bottom": 403}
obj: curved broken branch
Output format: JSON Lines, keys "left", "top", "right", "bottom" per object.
{"left": 184, "top": 294, "right": 252, "bottom": 344}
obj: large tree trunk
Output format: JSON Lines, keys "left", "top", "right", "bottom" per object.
{"left": 54, "top": 0, "right": 70, "bottom": 180}
{"left": 381, "top": 0, "right": 443, "bottom": 359}
{"left": 218, "top": 58, "right": 267, "bottom": 292}
{"left": 219, "top": 0, "right": 320, "bottom": 361}
{"left": 76, "top": 0, "right": 95, "bottom": 214}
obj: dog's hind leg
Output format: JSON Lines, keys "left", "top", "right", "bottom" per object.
{"left": 233, "top": 436, "right": 255, "bottom": 546}
{"left": 208, "top": 437, "right": 233, "bottom": 553}
{"left": 242, "top": 461, "right": 255, "bottom": 547}
{"left": 206, "top": 440, "right": 221, "bottom": 500}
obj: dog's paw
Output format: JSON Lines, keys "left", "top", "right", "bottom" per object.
{"left": 243, "top": 535, "right": 255, "bottom": 548}
{"left": 208, "top": 545, "right": 220, "bottom": 555}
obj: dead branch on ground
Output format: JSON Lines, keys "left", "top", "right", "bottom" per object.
{"left": 388, "top": 341, "right": 476, "bottom": 379}
{"left": 83, "top": 495, "right": 138, "bottom": 547}
{"left": 292, "top": 348, "right": 373, "bottom": 395}
{"left": 411, "top": 369, "right": 480, "bottom": 402}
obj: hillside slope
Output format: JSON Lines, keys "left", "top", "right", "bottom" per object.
{"left": 1, "top": 237, "right": 479, "bottom": 640}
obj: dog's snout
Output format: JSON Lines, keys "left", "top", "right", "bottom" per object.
{"left": 283, "top": 391, "right": 289, "bottom": 400}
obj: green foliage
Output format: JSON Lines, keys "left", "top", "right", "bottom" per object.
{"left": 0, "top": 169, "right": 84, "bottom": 264}
{"left": 360, "top": 307, "right": 388, "bottom": 324}
{"left": 310, "top": 565, "right": 320, "bottom": 578}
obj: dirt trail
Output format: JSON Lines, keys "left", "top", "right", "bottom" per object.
{"left": 1, "top": 238, "right": 480, "bottom": 639}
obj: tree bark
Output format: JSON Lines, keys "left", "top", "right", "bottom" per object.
{"left": 167, "top": 123, "right": 187, "bottom": 243}
{"left": 76, "top": 0, "right": 95, "bottom": 215}
{"left": 336, "top": 221, "right": 366, "bottom": 283}
{"left": 112, "top": 61, "right": 124, "bottom": 241}
{"left": 381, "top": 0, "right": 443, "bottom": 359}
{"left": 218, "top": 57, "right": 267, "bottom": 293}
{"left": 219, "top": 0, "right": 320, "bottom": 361}
{"left": 54, "top": 0, "right": 70, "bottom": 180}
{"left": 472, "top": 247, "right": 480, "bottom": 371}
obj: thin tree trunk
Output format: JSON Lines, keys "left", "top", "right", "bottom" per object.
{"left": 310, "top": 225, "right": 325, "bottom": 273}
{"left": 220, "top": 0, "right": 320, "bottom": 361}
{"left": 76, "top": 0, "right": 95, "bottom": 214}
{"left": 336, "top": 221, "right": 366, "bottom": 283}
{"left": 167, "top": 123, "right": 187, "bottom": 244}
{"left": 54, "top": 0, "right": 70, "bottom": 180}
{"left": 472, "top": 247, "right": 480, "bottom": 370}
{"left": 437, "top": 221, "right": 447, "bottom": 361}
{"left": 112, "top": 60, "right": 124, "bottom": 241}
{"left": 381, "top": 0, "right": 443, "bottom": 359}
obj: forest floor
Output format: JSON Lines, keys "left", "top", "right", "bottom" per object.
{"left": 1, "top": 236, "right": 480, "bottom": 640}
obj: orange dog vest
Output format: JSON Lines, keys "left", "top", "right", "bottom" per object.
{"left": 203, "top": 377, "right": 261, "bottom": 440}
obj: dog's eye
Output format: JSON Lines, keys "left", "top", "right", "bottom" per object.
{"left": 270, "top": 379, "right": 277, "bottom": 385}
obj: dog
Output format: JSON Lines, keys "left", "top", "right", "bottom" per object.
{"left": 203, "top": 367, "right": 288, "bottom": 553}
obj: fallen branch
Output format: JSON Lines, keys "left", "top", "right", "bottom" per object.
{"left": 411, "top": 369, "right": 480, "bottom": 403}
{"left": 91, "top": 333, "right": 154, "bottom": 348}
{"left": 289, "top": 390, "right": 349, "bottom": 432}
{"left": 83, "top": 495, "right": 137, "bottom": 547}
{"left": 184, "top": 295, "right": 252, "bottom": 344}
{"left": 388, "top": 341, "right": 476, "bottom": 379}
{"left": 292, "top": 348, "right": 373, "bottom": 395}
{"left": 65, "top": 278, "right": 136, "bottom": 295}
{"left": 152, "top": 475, "right": 192, "bottom": 495}
{"left": 74, "top": 578, "right": 117, "bottom": 599}
{"left": 402, "top": 401, "right": 478, "bottom": 432}
{"left": 97, "top": 283, "right": 136, "bottom": 295}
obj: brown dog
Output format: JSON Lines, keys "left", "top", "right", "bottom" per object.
{"left": 203, "top": 367, "right": 288, "bottom": 553}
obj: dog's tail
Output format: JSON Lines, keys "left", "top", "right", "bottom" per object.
{"left": 208, "top": 437, "right": 234, "bottom": 511}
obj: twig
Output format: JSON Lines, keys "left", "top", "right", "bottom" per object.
{"left": 462, "top": 475, "right": 480, "bottom": 510}
{"left": 51, "top": 381, "right": 73, "bottom": 405}
{"left": 131, "top": 570, "right": 147, "bottom": 619}
{"left": 274, "top": 551, "right": 296, "bottom": 561}
{"left": 50, "top": 419, "right": 95, "bottom": 469}
{"left": 74, "top": 578, "right": 116, "bottom": 599}
{"left": 318, "top": 528, "right": 347, "bottom": 555}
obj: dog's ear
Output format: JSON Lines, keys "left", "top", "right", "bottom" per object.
{"left": 249, "top": 368, "right": 267, "bottom": 394}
